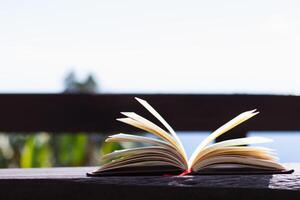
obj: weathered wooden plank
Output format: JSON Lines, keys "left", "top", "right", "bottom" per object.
{"left": 0, "top": 165, "right": 299, "bottom": 200}
{"left": 0, "top": 165, "right": 299, "bottom": 190}
{"left": 0, "top": 94, "right": 300, "bottom": 134}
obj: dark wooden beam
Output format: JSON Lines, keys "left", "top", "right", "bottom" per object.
{"left": 0, "top": 94, "right": 299, "bottom": 133}
{"left": 0, "top": 166, "right": 299, "bottom": 200}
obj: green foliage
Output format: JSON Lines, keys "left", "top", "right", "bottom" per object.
{"left": 20, "top": 133, "right": 52, "bottom": 168}
{"left": 100, "top": 141, "right": 123, "bottom": 156}
{"left": 54, "top": 133, "right": 88, "bottom": 166}
{"left": 0, "top": 132, "right": 121, "bottom": 168}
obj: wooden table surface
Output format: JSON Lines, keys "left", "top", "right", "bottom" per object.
{"left": 0, "top": 164, "right": 299, "bottom": 200}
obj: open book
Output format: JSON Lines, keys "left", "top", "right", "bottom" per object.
{"left": 88, "top": 98, "right": 293, "bottom": 176}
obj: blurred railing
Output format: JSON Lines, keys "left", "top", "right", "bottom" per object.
{"left": 0, "top": 94, "right": 299, "bottom": 141}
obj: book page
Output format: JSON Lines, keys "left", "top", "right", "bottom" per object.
{"left": 191, "top": 136, "right": 274, "bottom": 167}
{"left": 105, "top": 133, "right": 186, "bottom": 165}
{"left": 101, "top": 154, "right": 184, "bottom": 170}
{"left": 117, "top": 110, "right": 187, "bottom": 164}
{"left": 192, "top": 156, "right": 285, "bottom": 171}
{"left": 106, "top": 133, "right": 174, "bottom": 150}
{"left": 96, "top": 161, "right": 183, "bottom": 172}
{"left": 188, "top": 110, "right": 259, "bottom": 168}
{"left": 194, "top": 147, "right": 277, "bottom": 165}
{"left": 135, "top": 97, "right": 188, "bottom": 163}
{"left": 116, "top": 117, "right": 179, "bottom": 149}
{"left": 98, "top": 146, "right": 186, "bottom": 171}
{"left": 101, "top": 146, "right": 173, "bottom": 162}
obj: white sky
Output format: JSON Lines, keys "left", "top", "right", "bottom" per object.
{"left": 1, "top": 0, "right": 300, "bottom": 93}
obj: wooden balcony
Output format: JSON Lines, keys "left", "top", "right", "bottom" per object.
{"left": 0, "top": 94, "right": 299, "bottom": 200}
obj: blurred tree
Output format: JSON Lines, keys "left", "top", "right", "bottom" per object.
{"left": 58, "top": 70, "right": 101, "bottom": 166}
{"left": 63, "top": 71, "right": 99, "bottom": 93}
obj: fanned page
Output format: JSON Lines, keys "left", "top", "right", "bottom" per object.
{"left": 92, "top": 98, "right": 188, "bottom": 175}
{"left": 189, "top": 110, "right": 288, "bottom": 173}
{"left": 89, "top": 98, "right": 292, "bottom": 176}
{"left": 188, "top": 110, "right": 259, "bottom": 168}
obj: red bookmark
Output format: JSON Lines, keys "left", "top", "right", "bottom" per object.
{"left": 163, "top": 169, "right": 192, "bottom": 176}
{"left": 178, "top": 169, "right": 192, "bottom": 176}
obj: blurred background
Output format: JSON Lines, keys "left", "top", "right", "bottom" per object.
{"left": 1, "top": 0, "right": 300, "bottom": 168}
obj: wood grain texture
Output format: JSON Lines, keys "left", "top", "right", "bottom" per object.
{"left": 0, "top": 165, "right": 299, "bottom": 200}
{"left": 0, "top": 94, "right": 300, "bottom": 134}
